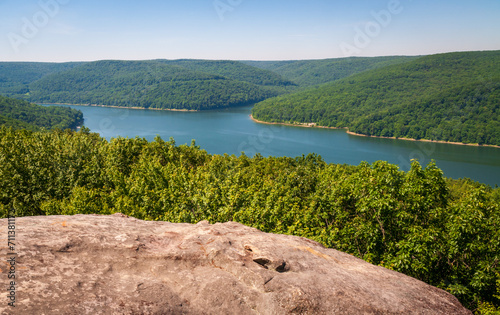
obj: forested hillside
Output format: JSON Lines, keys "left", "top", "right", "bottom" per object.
{"left": 252, "top": 51, "right": 500, "bottom": 146}
{"left": 0, "top": 127, "right": 498, "bottom": 312}
{"left": 0, "top": 95, "right": 83, "bottom": 131}
{"left": 0, "top": 62, "right": 82, "bottom": 99}
{"left": 0, "top": 57, "right": 420, "bottom": 110}
{"left": 243, "top": 56, "right": 417, "bottom": 87}
{"left": 159, "top": 59, "right": 296, "bottom": 88}
{"left": 28, "top": 60, "right": 282, "bottom": 110}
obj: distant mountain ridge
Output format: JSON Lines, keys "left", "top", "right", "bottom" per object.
{"left": 242, "top": 56, "right": 418, "bottom": 87}
{"left": 27, "top": 60, "right": 292, "bottom": 110}
{"left": 157, "top": 59, "right": 296, "bottom": 87}
{"left": 0, "top": 62, "right": 83, "bottom": 99}
{"left": 0, "top": 56, "right": 415, "bottom": 110}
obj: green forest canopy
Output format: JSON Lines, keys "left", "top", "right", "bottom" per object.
{"left": 0, "top": 56, "right": 418, "bottom": 110}
{"left": 158, "top": 59, "right": 297, "bottom": 87}
{"left": 0, "top": 127, "right": 498, "bottom": 312}
{"left": 0, "top": 61, "right": 83, "bottom": 98}
{"left": 252, "top": 51, "right": 500, "bottom": 146}
{"left": 0, "top": 59, "right": 300, "bottom": 110}
{"left": 243, "top": 55, "right": 418, "bottom": 87}
{"left": 0, "top": 95, "right": 83, "bottom": 131}
{"left": 27, "top": 60, "right": 294, "bottom": 110}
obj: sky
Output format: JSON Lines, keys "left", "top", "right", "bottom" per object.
{"left": 1, "top": 0, "right": 500, "bottom": 62}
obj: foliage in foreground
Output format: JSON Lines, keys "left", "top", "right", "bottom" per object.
{"left": 0, "top": 127, "right": 499, "bottom": 312}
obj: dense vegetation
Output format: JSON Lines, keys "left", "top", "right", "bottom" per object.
{"left": 252, "top": 51, "right": 500, "bottom": 146}
{"left": 0, "top": 62, "right": 82, "bottom": 99}
{"left": 0, "top": 95, "right": 83, "bottom": 131}
{"left": 1, "top": 127, "right": 498, "bottom": 312}
{"left": 159, "top": 59, "right": 296, "bottom": 87}
{"left": 0, "top": 57, "right": 420, "bottom": 111}
{"left": 243, "top": 56, "right": 417, "bottom": 87}
{"left": 25, "top": 60, "right": 292, "bottom": 110}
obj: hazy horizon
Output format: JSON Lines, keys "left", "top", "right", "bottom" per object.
{"left": 2, "top": 0, "right": 500, "bottom": 62}
{"left": 5, "top": 49, "right": 500, "bottom": 64}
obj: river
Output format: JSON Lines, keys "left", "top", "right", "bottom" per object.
{"left": 46, "top": 104, "right": 500, "bottom": 187}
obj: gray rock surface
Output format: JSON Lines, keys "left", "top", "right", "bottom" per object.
{"left": 1, "top": 214, "right": 471, "bottom": 314}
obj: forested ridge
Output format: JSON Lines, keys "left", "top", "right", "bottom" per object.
{"left": 0, "top": 59, "right": 298, "bottom": 110}
{"left": 27, "top": 60, "right": 289, "bottom": 110}
{"left": 252, "top": 51, "right": 500, "bottom": 146}
{"left": 0, "top": 62, "right": 83, "bottom": 99}
{"left": 0, "top": 95, "right": 83, "bottom": 131}
{"left": 158, "top": 59, "right": 296, "bottom": 87}
{"left": 0, "top": 127, "right": 499, "bottom": 312}
{"left": 243, "top": 55, "right": 418, "bottom": 87}
{"left": 0, "top": 56, "right": 418, "bottom": 110}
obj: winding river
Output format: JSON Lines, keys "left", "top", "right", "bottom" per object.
{"left": 46, "top": 104, "right": 500, "bottom": 187}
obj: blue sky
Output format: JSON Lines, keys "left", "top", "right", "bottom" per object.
{"left": 1, "top": 0, "right": 499, "bottom": 61}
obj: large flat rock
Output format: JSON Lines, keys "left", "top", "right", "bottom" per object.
{"left": 1, "top": 214, "right": 470, "bottom": 314}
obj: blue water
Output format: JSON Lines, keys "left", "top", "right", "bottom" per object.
{"left": 46, "top": 104, "right": 500, "bottom": 187}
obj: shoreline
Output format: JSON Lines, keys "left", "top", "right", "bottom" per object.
{"left": 40, "top": 103, "right": 198, "bottom": 112}
{"left": 249, "top": 114, "right": 347, "bottom": 130}
{"left": 250, "top": 115, "right": 500, "bottom": 149}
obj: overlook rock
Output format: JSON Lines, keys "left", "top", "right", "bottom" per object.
{"left": 1, "top": 214, "right": 470, "bottom": 314}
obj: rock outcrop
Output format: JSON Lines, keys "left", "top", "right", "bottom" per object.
{"left": 1, "top": 214, "right": 471, "bottom": 314}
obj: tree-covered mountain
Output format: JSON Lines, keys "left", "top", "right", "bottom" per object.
{"left": 1, "top": 127, "right": 498, "bottom": 312}
{"left": 0, "top": 62, "right": 83, "bottom": 99}
{"left": 156, "top": 59, "right": 298, "bottom": 95}
{"left": 158, "top": 59, "right": 296, "bottom": 87}
{"left": 0, "top": 57, "right": 419, "bottom": 111}
{"left": 28, "top": 60, "right": 286, "bottom": 110}
{"left": 0, "top": 95, "right": 83, "bottom": 131}
{"left": 252, "top": 51, "right": 500, "bottom": 146}
{"left": 242, "top": 56, "right": 418, "bottom": 87}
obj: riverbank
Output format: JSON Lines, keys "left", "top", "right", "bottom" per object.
{"left": 250, "top": 115, "right": 500, "bottom": 149}
{"left": 249, "top": 114, "right": 347, "bottom": 130}
{"left": 40, "top": 103, "right": 198, "bottom": 112}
